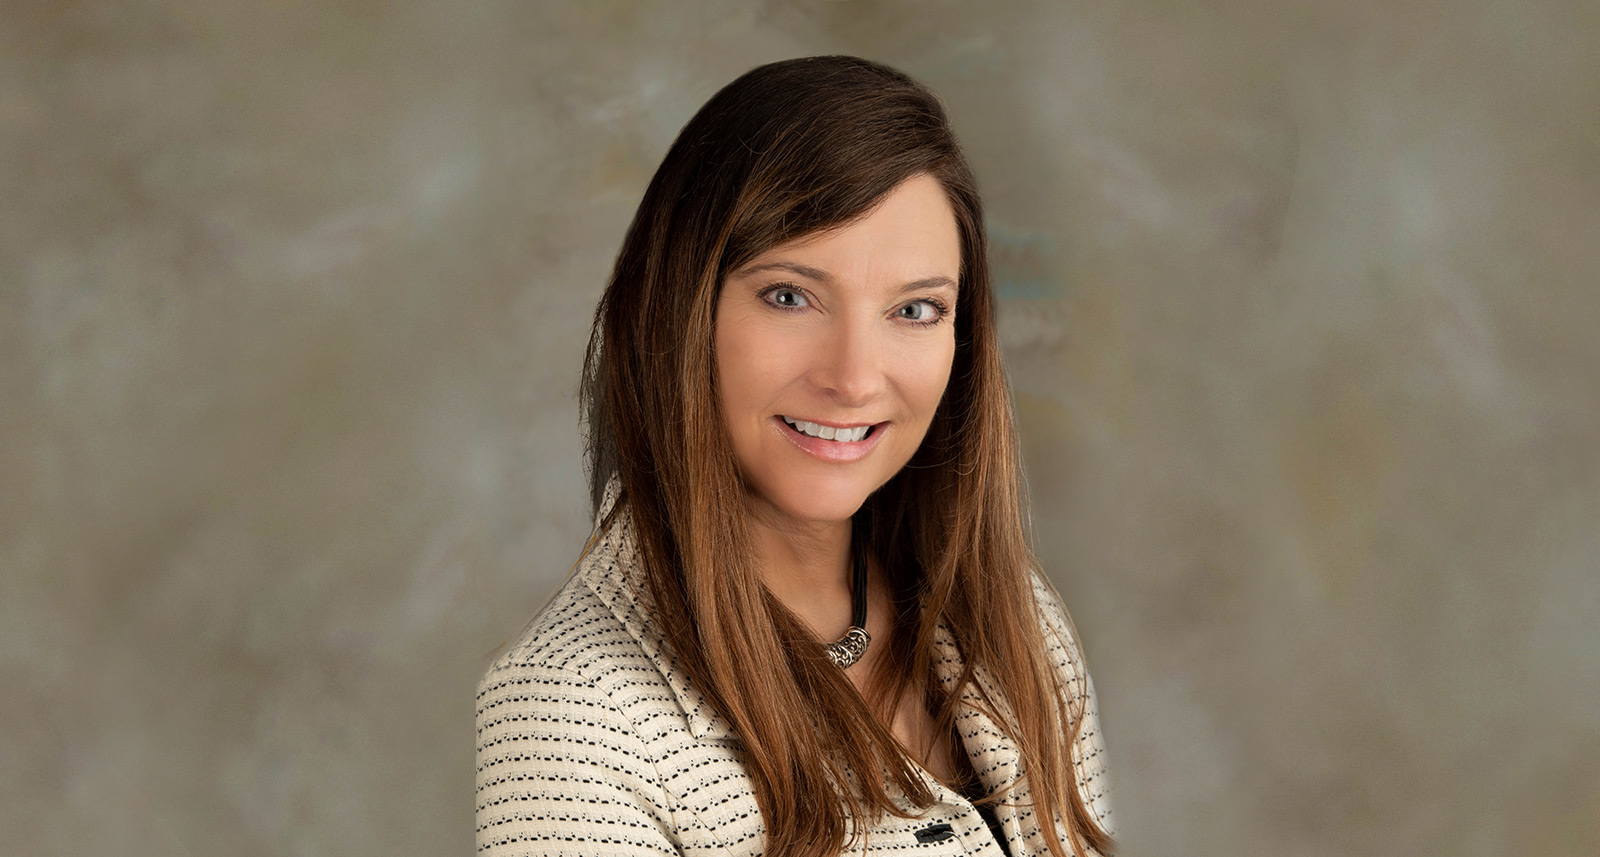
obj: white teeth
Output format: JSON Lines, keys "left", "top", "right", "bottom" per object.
{"left": 782, "top": 416, "right": 871, "bottom": 442}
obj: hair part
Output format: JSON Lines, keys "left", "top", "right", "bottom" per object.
{"left": 581, "top": 55, "right": 1113, "bottom": 857}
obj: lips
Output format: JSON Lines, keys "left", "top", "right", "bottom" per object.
{"left": 773, "top": 415, "right": 886, "bottom": 462}
{"left": 780, "top": 415, "right": 876, "bottom": 442}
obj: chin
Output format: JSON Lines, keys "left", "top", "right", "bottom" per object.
{"left": 757, "top": 477, "right": 876, "bottom": 526}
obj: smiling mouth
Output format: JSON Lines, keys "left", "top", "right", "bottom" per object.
{"left": 780, "top": 415, "right": 878, "bottom": 443}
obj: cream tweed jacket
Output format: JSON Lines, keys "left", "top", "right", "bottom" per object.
{"left": 475, "top": 495, "right": 1114, "bottom": 856}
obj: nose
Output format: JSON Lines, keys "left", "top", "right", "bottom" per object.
{"left": 808, "top": 314, "right": 887, "bottom": 408}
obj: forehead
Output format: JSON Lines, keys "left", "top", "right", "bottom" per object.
{"left": 733, "top": 175, "right": 962, "bottom": 286}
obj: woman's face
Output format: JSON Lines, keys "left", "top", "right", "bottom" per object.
{"left": 715, "top": 173, "right": 960, "bottom": 528}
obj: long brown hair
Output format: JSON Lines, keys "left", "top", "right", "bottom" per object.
{"left": 581, "top": 56, "right": 1114, "bottom": 857}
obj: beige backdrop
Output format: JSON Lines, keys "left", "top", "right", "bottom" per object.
{"left": 4, "top": 1, "right": 1598, "bottom": 855}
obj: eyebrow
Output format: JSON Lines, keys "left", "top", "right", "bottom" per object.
{"left": 734, "top": 261, "right": 958, "bottom": 294}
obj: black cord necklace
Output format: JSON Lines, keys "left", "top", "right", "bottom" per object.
{"left": 823, "top": 514, "right": 871, "bottom": 668}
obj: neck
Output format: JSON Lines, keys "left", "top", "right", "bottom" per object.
{"left": 746, "top": 500, "right": 855, "bottom": 637}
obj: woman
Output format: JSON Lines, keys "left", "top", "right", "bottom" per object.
{"left": 476, "top": 56, "right": 1115, "bottom": 857}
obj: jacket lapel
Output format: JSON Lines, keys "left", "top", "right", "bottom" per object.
{"left": 931, "top": 619, "right": 1044, "bottom": 853}
{"left": 579, "top": 483, "right": 739, "bottom": 742}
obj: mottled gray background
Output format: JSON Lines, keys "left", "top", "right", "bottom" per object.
{"left": 4, "top": 1, "right": 1598, "bottom": 855}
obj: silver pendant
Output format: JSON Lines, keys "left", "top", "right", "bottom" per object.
{"left": 824, "top": 626, "right": 871, "bottom": 668}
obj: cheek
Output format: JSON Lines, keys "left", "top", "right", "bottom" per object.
{"left": 905, "top": 337, "right": 957, "bottom": 418}
{"left": 715, "top": 317, "right": 781, "bottom": 424}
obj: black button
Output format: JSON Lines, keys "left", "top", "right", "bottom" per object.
{"left": 914, "top": 823, "right": 955, "bottom": 843}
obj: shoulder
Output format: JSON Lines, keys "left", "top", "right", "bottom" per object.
{"left": 476, "top": 569, "right": 672, "bottom": 744}
{"left": 1026, "top": 567, "right": 1089, "bottom": 696}
{"left": 475, "top": 533, "right": 768, "bottom": 855}
{"left": 1025, "top": 566, "right": 1116, "bottom": 838}
{"left": 484, "top": 568, "right": 636, "bottom": 681}
{"left": 475, "top": 575, "right": 681, "bottom": 854}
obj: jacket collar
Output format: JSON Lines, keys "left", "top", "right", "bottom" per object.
{"left": 578, "top": 480, "right": 737, "bottom": 741}
{"left": 931, "top": 621, "right": 1025, "bottom": 802}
